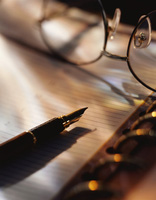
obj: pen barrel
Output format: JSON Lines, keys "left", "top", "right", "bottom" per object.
{"left": 30, "top": 117, "right": 64, "bottom": 143}
{"left": 0, "top": 131, "right": 34, "bottom": 164}
{"left": 0, "top": 118, "right": 64, "bottom": 164}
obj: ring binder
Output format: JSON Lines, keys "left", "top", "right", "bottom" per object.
{"left": 146, "top": 100, "right": 156, "bottom": 113}
{"left": 83, "top": 154, "right": 144, "bottom": 182}
{"left": 131, "top": 112, "right": 156, "bottom": 130}
{"left": 112, "top": 129, "right": 156, "bottom": 154}
{"left": 62, "top": 95, "right": 156, "bottom": 200}
{"left": 64, "top": 181, "right": 121, "bottom": 200}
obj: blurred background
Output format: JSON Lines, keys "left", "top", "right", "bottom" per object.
{"left": 57, "top": 0, "right": 155, "bottom": 25}
{"left": 104, "top": 0, "right": 154, "bottom": 25}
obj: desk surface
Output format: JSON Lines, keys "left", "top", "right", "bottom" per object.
{"left": 0, "top": 1, "right": 155, "bottom": 200}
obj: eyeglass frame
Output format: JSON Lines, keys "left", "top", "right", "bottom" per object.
{"left": 38, "top": 0, "right": 156, "bottom": 92}
{"left": 90, "top": 0, "right": 156, "bottom": 93}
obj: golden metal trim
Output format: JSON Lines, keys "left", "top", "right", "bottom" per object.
{"left": 27, "top": 131, "right": 37, "bottom": 145}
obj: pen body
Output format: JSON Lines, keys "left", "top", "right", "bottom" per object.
{"left": 0, "top": 131, "right": 34, "bottom": 164}
{"left": 0, "top": 107, "right": 87, "bottom": 164}
{"left": 31, "top": 117, "right": 64, "bottom": 143}
{"left": 0, "top": 117, "right": 64, "bottom": 164}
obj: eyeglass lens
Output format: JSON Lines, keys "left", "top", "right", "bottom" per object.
{"left": 128, "top": 11, "right": 156, "bottom": 91}
{"left": 40, "top": 0, "right": 105, "bottom": 64}
{"left": 40, "top": 1, "right": 156, "bottom": 91}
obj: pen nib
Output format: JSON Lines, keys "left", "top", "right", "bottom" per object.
{"left": 61, "top": 107, "right": 88, "bottom": 128}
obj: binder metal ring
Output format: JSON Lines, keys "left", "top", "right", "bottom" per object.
{"left": 112, "top": 129, "right": 156, "bottom": 153}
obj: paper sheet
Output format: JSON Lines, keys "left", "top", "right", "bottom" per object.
{"left": 0, "top": 0, "right": 152, "bottom": 199}
{"left": 0, "top": 34, "right": 151, "bottom": 200}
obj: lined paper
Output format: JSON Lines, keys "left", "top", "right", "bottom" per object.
{"left": 0, "top": 34, "right": 151, "bottom": 199}
{"left": 0, "top": 1, "right": 152, "bottom": 199}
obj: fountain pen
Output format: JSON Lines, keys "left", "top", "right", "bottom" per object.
{"left": 0, "top": 107, "right": 87, "bottom": 164}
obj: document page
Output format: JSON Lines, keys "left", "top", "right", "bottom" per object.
{"left": 0, "top": 34, "right": 150, "bottom": 199}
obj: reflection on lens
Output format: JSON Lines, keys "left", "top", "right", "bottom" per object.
{"left": 40, "top": 0, "right": 105, "bottom": 64}
{"left": 128, "top": 11, "right": 156, "bottom": 91}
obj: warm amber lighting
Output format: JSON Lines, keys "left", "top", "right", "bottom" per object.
{"left": 136, "top": 129, "right": 143, "bottom": 136}
{"left": 88, "top": 180, "right": 99, "bottom": 191}
{"left": 152, "top": 111, "right": 156, "bottom": 117}
{"left": 114, "top": 154, "right": 122, "bottom": 162}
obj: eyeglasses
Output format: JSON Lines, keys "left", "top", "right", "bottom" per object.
{"left": 38, "top": 0, "right": 156, "bottom": 92}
